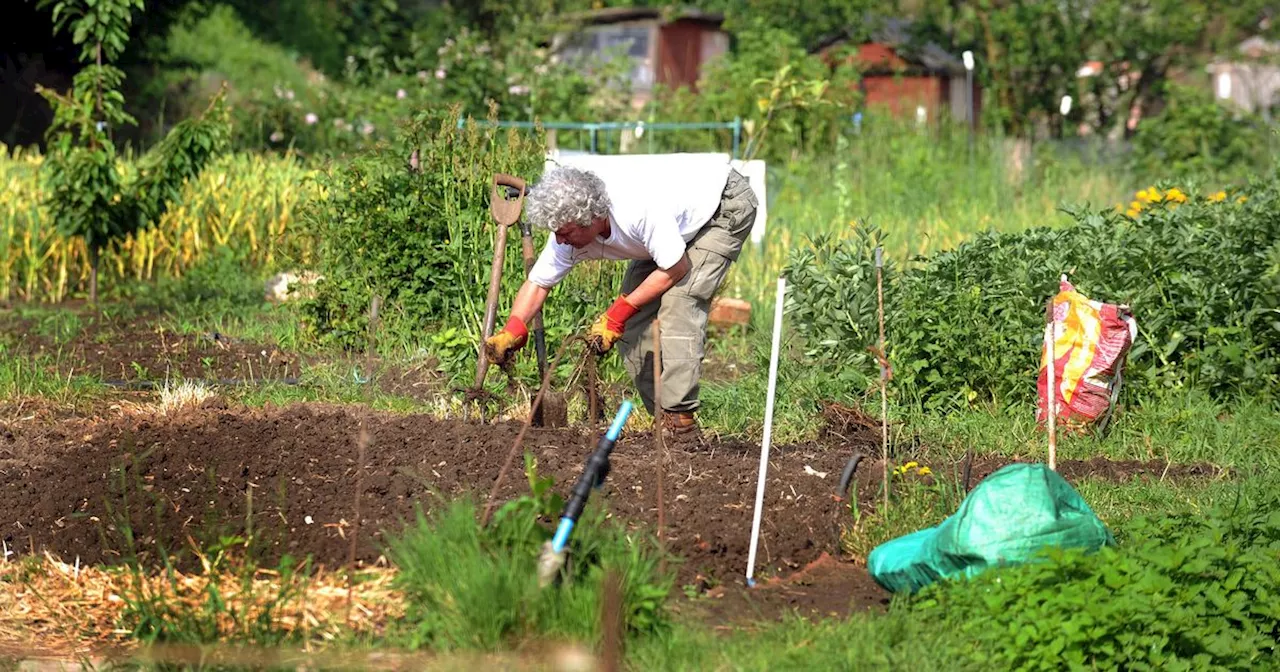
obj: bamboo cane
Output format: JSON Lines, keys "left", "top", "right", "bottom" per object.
{"left": 876, "top": 247, "right": 889, "bottom": 512}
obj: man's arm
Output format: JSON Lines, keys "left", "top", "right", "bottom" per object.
{"left": 625, "top": 254, "right": 690, "bottom": 307}
{"left": 510, "top": 280, "right": 551, "bottom": 325}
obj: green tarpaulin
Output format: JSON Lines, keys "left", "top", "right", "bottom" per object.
{"left": 868, "top": 463, "right": 1114, "bottom": 594}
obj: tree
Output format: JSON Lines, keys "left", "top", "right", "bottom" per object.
{"left": 1087, "top": 0, "right": 1273, "bottom": 138}
{"left": 36, "top": 0, "right": 229, "bottom": 304}
{"left": 915, "top": 0, "right": 1274, "bottom": 138}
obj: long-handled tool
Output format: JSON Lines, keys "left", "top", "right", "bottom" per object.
{"left": 537, "top": 400, "right": 635, "bottom": 587}
{"left": 511, "top": 191, "right": 554, "bottom": 426}
{"left": 468, "top": 174, "right": 525, "bottom": 414}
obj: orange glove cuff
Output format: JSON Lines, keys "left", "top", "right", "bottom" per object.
{"left": 603, "top": 295, "right": 639, "bottom": 332}
{"left": 503, "top": 316, "right": 529, "bottom": 342}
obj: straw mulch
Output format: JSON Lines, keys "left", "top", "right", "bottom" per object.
{"left": 0, "top": 551, "right": 403, "bottom": 660}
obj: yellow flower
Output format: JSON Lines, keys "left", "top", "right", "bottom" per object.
{"left": 1208, "top": 190, "right": 1227, "bottom": 203}
{"left": 904, "top": 461, "right": 919, "bottom": 470}
{"left": 1237, "top": 195, "right": 1249, "bottom": 204}
{"left": 1164, "top": 187, "right": 1187, "bottom": 204}
{"left": 1125, "top": 207, "right": 1142, "bottom": 219}
{"left": 1136, "top": 187, "right": 1161, "bottom": 204}
{"left": 917, "top": 466, "right": 932, "bottom": 476}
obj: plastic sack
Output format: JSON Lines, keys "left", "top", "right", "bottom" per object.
{"left": 868, "top": 464, "right": 1114, "bottom": 594}
{"left": 1038, "top": 279, "right": 1137, "bottom": 431}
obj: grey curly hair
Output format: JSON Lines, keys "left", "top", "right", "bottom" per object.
{"left": 525, "top": 166, "right": 612, "bottom": 231}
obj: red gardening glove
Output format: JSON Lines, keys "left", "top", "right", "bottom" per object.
{"left": 587, "top": 295, "right": 639, "bottom": 354}
{"left": 485, "top": 316, "right": 529, "bottom": 365}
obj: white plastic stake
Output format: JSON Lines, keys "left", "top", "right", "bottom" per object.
{"left": 1045, "top": 298, "right": 1058, "bottom": 471}
{"left": 746, "top": 277, "right": 786, "bottom": 587}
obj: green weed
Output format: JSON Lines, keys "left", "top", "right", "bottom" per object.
{"left": 384, "top": 456, "right": 673, "bottom": 651}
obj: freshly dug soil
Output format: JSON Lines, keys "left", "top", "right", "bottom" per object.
{"left": 0, "top": 403, "right": 1222, "bottom": 619}
{"left": 0, "top": 404, "right": 876, "bottom": 585}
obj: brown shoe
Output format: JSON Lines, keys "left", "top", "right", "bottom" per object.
{"left": 661, "top": 411, "right": 704, "bottom": 446}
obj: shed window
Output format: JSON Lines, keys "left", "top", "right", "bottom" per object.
{"left": 560, "top": 24, "right": 654, "bottom": 90}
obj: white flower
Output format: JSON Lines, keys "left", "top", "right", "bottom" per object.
{"left": 535, "top": 64, "right": 549, "bottom": 76}
{"left": 396, "top": 88, "right": 407, "bottom": 99}
{"left": 417, "top": 70, "right": 428, "bottom": 81}
{"left": 508, "top": 84, "right": 529, "bottom": 96}
{"left": 435, "top": 67, "right": 447, "bottom": 80}
{"left": 477, "top": 43, "right": 490, "bottom": 54}
{"left": 359, "top": 121, "right": 375, "bottom": 136}
{"left": 285, "top": 89, "right": 295, "bottom": 101}
{"left": 304, "top": 113, "right": 318, "bottom": 125}
{"left": 273, "top": 85, "right": 283, "bottom": 99}
{"left": 334, "top": 118, "right": 345, "bottom": 128}
{"left": 269, "top": 130, "right": 284, "bottom": 143}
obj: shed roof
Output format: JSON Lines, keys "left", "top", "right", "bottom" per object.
{"left": 566, "top": 6, "right": 725, "bottom": 27}
{"left": 813, "top": 18, "right": 966, "bottom": 76}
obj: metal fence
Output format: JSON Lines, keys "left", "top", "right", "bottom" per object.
{"left": 458, "top": 118, "right": 745, "bottom": 158}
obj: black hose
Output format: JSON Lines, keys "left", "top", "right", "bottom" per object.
{"left": 837, "top": 453, "right": 864, "bottom": 500}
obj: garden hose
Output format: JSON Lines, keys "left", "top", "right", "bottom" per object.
{"left": 537, "top": 400, "right": 634, "bottom": 588}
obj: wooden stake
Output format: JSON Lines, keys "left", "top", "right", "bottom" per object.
{"left": 1045, "top": 297, "right": 1057, "bottom": 471}
{"left": 876, "top": 247, "right": 889, "bottom": 513}
{"left": 600, "top": 570, "right": 623, "bottom": 672}
{"left": 652, "top": 320, "right": 666, "bottom": 560}
{"left": 348, "top": 295, "right": 379, "bottom": 620}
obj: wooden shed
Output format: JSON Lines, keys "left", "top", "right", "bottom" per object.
{"left": 555, "top": 7, "right": 729, "bottom": 108}
{"left": 815, "top": 19, "right": 978, "bottom": 125}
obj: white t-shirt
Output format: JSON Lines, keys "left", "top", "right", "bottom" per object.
{"left": 527, "top": 155, "right": 733, "bottom": 288}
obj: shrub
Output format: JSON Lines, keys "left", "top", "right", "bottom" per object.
{"left": 1131, "top": 84, "right": 1269, "bottom": 179}
{"left": 298, "top": 106, "right": 623, "bottom": 360}
{"left": 786, "top": 176, "right": 1280, "bottom": 409}
{"left": 908, "top": 492, "right": 1280, "bottom": 669}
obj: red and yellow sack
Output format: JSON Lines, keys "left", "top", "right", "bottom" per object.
{"left": 1037, "top": 279, "right": 1137, "bottom": 429}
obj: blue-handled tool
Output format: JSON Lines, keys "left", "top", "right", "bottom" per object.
{"left": 537, "top": 400, "right": 634, "bottom": 587}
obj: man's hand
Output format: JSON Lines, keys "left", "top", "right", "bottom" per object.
{"left": 586, "top": 295, "right": 639, "bottom": 354}
{"left": 485, "top": 316, "right": 529, "bottom": 365}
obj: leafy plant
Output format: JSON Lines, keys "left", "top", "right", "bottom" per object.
{"left": 909, "top": 492, "right": 1280, "bottom": 669}
{"left": 1131, "top": 84, "right": 1267, "bottom": 178}
{"left": 787, "top": 177, "right": 1280, "bottom": 409}
{"left": 385, "top": 458, "right": 673, "bottom": 651}
{"left": 35, "top": 0, "right": 231, "bottom": 304}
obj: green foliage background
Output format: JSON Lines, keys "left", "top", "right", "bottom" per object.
{"left": 787, "top": 179, "right": 1280, "bottom": 409}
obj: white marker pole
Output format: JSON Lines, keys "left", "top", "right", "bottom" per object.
{"left": 747, "top": 277, "right": 786, "bottom": 587}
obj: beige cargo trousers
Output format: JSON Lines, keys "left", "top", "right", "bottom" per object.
{"left": 618, "top": 169, "right": 758, "bottom": 416}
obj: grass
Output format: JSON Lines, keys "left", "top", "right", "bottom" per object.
{"left": 904, "top": 391, "right": 1280, "bottom": 470}
{"left": 629, "top": 608, "right": 970, "bottom": 671}
{"left": 0, "top": 346, "right": 104, "bottom": 407}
